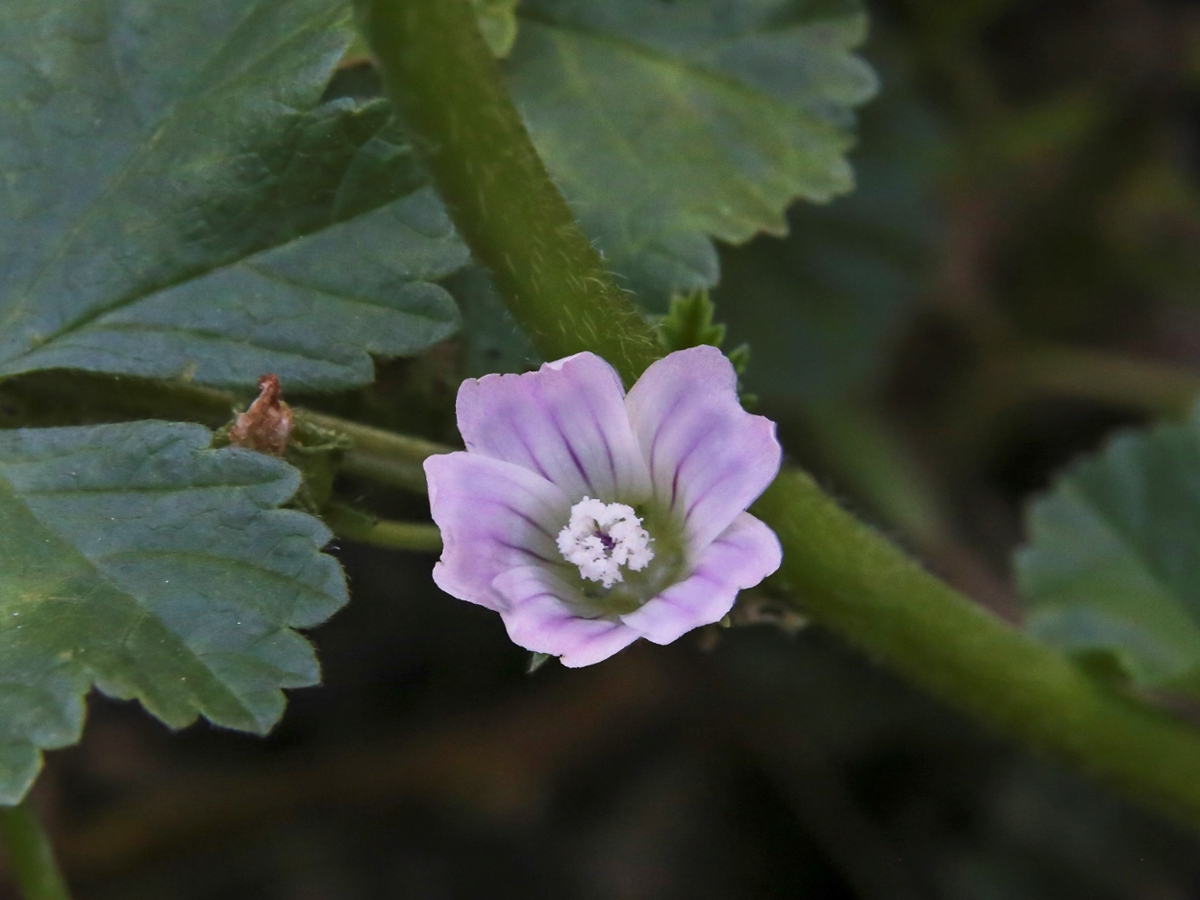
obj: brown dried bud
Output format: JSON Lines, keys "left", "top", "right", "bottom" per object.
{"left": 229, "top": 374, "right": 293, "bottom": 456}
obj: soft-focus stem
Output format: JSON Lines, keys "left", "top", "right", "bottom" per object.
{"left": 998, "top": 341, "right": 1200, "bottom": 418}
{"left": 324, "top": 503, "right": 443, "bottom": 553}
{"left": 0, "top": 805, "right": 72, "bottom": 900}
{"left": 358, "top": 0, "right": 1200, "bottom": 829}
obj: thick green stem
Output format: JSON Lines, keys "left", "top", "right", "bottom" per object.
{"left": 0, "top": 805, "right": 72, "bottom": 900}
{"left": 754, "top": 471, "right": 1200, "bottom": 824}
{"left": 359, "top": 0, "right": 1200, "bottom": 829}
{"left": 354, "top": 0, "right": 661, "bottom": 385}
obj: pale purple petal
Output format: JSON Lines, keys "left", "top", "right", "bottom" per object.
{"left": 456, "top": 352, "right": 651, "bottom": 503}
{"left": 425, "top": 453, "right": 571, "bottom": 611}
{"left": 620, "top": 513, "right": 782, "bottom": 645}
{"left": 430, "top": 346, "right": 786, "bottom": 665}
{"left": 493, "top": 566, "right": 641, "bottom": 667}
{"left": 625, "top": 346, "right": 781, "bottom": 553}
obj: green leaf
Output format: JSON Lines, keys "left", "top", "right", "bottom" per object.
{"left": 506, "top": 0, "right": 878, "bottom": 296}
{"left": 715, "top": 61, "right": 943, "bottom": 405}
{"left": 0, "top": 421, "right": 347, "bottom": 804}
{"left": 1016, "top": 408, "right": 1200, "bottom": 696}
{"left": 654, "top": 292, "right": 755, "bottom": 404}
{"left": 656, "top": 292, "right": 728, "bottom": 353}
{"left": 0, "top": 0, "right": 467, "bottom": 392}
{"left": 446, "top": 266, "right": 541, "bottom": 377}
{"left": 712, "top": 54, "right": 947, "bottom": 547}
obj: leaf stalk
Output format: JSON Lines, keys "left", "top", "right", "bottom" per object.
{"left": 294, "top": 410, "right": 449, "bottom": 493}
{"left": 324, "top": 503, "right": 443, "bottom": 553}
{"left": 998, "top": 340, "right": 1200, "bottom": 418}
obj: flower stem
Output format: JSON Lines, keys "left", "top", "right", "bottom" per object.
{"left": 294, "top": 410, "right": 448, "bottom": 493}
{"left": 0, "top": 373, "right": 446, "bottom": 495}
{"left": 359, "top": 0, "right": 1200, "bottom": 830}
{"left": 323, "top": 503, "right": 443, "bottom": 553}
{"left": 0, "top": 805, "right": 72, "bottom": 900}
{"left": 997, "top": 340, "right": 1200, "bottom": 418}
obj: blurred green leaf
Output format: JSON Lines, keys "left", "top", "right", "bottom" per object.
{"left": 0, "top": 0, "right": 466, "bottom": 392}
{"left": 506, "top": 0, "right": 878, "bottom": 297}
{"left": 1100, "top": 158, "right": 1200, "bottom": 309}
{"left": 990, "top": 89, "right": 1106, "bottom": 166}
{"left": 1016, "top": 406, "right": 1200, "bottom": 695}
{"left": 0, "top": 421, "right": 346, "bottom": 805}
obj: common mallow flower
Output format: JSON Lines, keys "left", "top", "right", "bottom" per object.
{"left": 424, "top": 346, "right": 783, "bottom": 667}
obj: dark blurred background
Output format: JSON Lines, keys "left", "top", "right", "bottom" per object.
{"left": 14, "top": 0, "right": 1200, "bottom": 896}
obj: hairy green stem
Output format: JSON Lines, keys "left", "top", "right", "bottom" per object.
{"left": 353, "top": 0, "right": 661, "bottom": 385}
{"left": 359, "top": 0, "right": 1200, "bottom": 829}
{"left": 0, "top": 805, "right": 72, "bottom": 900}
{"left": 324, "top": 503, "right": 443, "bottom": 553}
{"left": 754, "top": 471, "right": 1200, "bottom": 824}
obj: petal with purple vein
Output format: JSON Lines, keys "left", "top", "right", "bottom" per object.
{"left": 494, "top": 566, "right": 641, "bottom": 667}
{"left": 425, "top": 453, "right": 571, "bottom": 610}
{"left": 621, "top": 513, "right": 782, "bottom": 644}
{"left": 625, "top": 346, "right": 780, "bottom": 553}
{"left": 456, "top": 352, "right": 651, "bottom": 503}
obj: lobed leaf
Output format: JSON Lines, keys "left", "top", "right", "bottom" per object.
{"left": 1016, "top": 407, "right": 1200, "bottom": 696}
{"left": 506, "top": 0, "right": 878, "bottom": 296}
{"left": 0, "top": 421, "right": 347, "bottom": 804}
{"left": 0, "top": 0, "right": 467, "bottom": 391}
{"left": 715, "top": 64, "right": 943, "bottom": 405}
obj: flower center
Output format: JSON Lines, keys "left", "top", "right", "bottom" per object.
{"left": 556, "top": 497, "right": 654, "bottom": 589}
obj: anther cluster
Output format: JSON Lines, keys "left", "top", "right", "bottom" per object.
{"left": 556, "top": 497, "right": 654, "bottom": 587}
